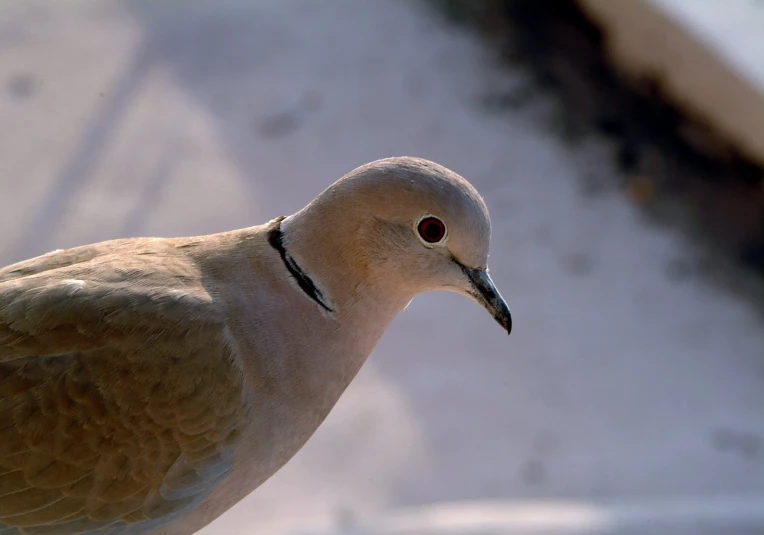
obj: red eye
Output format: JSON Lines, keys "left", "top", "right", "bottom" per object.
{"left": 417, "top": 216, "right": 446, "bottom": 243}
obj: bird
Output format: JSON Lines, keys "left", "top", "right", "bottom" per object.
{"left": 0, "top": 156, "right": 511, "bottom": 535}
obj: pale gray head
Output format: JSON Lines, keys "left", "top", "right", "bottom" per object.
{"left": 280, "top": 157, "right": 511, "bottom": 334}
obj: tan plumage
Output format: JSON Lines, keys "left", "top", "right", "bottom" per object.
{"left": 0, "top": 157, "right": 511, "bottom": 535}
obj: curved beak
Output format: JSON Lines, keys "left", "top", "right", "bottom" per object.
{"left": 462, "top": 266, "right": 512, "bottom": 335}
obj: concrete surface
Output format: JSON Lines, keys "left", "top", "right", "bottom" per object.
{"left": 254, "top": 496, "right": 764, "bottom": 534}
{"left": 578, "top": 0, "right": 764, "bottom": 165}
{"left": 1, "top": 1, "right": 763, "bottom": 534}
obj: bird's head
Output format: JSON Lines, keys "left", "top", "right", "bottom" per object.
{"left": 281, "top": 157, "right": 511, "bottom": 335}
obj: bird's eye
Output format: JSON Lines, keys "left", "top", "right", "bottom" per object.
{"left": 416, "top": 216, "right": 447, "bottom": 244}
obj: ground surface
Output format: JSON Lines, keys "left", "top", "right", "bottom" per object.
{"left": 1, "top": 1, "right": 763, "bottom": 534}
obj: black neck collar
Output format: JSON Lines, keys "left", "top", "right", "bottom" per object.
{"left": 267, "top": 217, "right": 333, "bottom": 313}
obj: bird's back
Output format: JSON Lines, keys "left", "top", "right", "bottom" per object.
{"left": 0, "top": 234, "right": 253, "bottom": 534}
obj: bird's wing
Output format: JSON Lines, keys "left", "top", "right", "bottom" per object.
{"left": 0, "top": 247, "right": 247, "bottom": 534}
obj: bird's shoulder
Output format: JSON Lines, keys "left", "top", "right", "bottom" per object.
{"left": 0, "top": 231, "right": 271, "bottom": 533}
{"left": 0, "top": 226, "right": 277, "bottom": 361}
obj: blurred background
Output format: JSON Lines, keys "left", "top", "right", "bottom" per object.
{"left": 2, "top": 0, "right": 764, "bottom": 534}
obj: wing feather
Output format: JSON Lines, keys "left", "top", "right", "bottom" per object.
{"left": 0, "top": 245, "right": 247, "bottom": 534}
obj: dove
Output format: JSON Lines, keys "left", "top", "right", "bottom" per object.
{"left": 0, "top": 156, "right": 511, "bottom": 535}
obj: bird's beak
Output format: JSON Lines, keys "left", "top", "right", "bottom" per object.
{"left": 462, "top": 266, "right": 512, "bottom": 335}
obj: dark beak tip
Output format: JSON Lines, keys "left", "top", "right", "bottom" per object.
{"left": 502, "top": 314, "right": 512, "bottom": 336}
{"left": 462, "top": 265, "right": 512, "bottom": 337}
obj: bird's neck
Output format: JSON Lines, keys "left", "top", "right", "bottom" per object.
{"left": 276, "top": 209, "right": 414, "bottom": 322}
{"left": 254, "top": 213, "right": 411, "bottom": 417}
